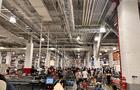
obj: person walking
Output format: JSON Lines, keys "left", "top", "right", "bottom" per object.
{"left": 75, "top": 69, "right": 82, "bottom": 88}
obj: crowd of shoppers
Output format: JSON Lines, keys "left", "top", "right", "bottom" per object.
{"left": 0, "top": 65, "right": 120, "bottom": 90}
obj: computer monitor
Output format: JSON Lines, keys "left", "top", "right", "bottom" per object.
{"left": 46, "top": 77, "right": 54, "bottom": 84}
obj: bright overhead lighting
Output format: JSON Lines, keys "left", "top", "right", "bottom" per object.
{"left": 100, "top": 26, "right": 106, "bottom": 33}
{"left": 77, "top": 48, "right": 80, "bottom": 52}
{"left": 18, "top": 37, "right": 24, "bottom": 39}
{"left": 9, "top": 16, "right": 16, "bottom": 24}
{"left": 50, "top": 48, "right": 55, "bottom": 50}
{"left": 76, "top": 35, "right": 80, "bottom": 41}
{"left": 113, "top": 47, "right": 117, "bottom": 50}
{"left": 105, "top": 50, "right": 108, "bottom": 52}
{"left": 12, "top": 52, "right": 15, "bottom": 55}
{"left": 78, "top": 55, "right": 80, "bottom": 58}
{"left": 0, "top": 47, "right": 5, "bottom": 49}
{"left": 99, "top": 53, "right": 102, "bottom": 55}
{"left": 41, "top": 38, "right": 45, "bottom": 41}
{"left": 94, "top": 36, "right": 99, "bottom": 41}
{"left": 23, "top": 47, "right": 27, "bottom": 50}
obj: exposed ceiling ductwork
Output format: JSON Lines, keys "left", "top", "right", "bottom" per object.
{"left": 28, "top": 0, "right": 52, "bottom": 21}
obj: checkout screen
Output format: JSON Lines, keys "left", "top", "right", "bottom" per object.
{"left": 46, "top": 77, "right": 54, "bottom": 84}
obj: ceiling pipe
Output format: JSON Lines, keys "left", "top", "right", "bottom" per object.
{"left": 97, "top": 0, "right": 109, "bottom": 24}
{"left": 85, "top": 0, "right": 93, "bottom": 25}
{"left": 4, "top": 0, "right": 57, "bottom": 46}
{"left": 0, "top": 8, "right": 39, "bottom": 41}
{"left": 56, "top": 0, "right": 73, "bottom": 41}
{"left": 83, "top": 0, "right": 89, "bottom": 25}
{"left": 2, "top": 1, "right": 41, "bottom": 36}
{"left": 82, "top": 0, "right": 86, "bottom": 25}
{"left": 68, "top": 0, "right": 75, "bottom": 31}
{"left": 0, "top": 47, "right": 91, "bottom": 51}
{"left": 88, "top": 0, "right": 96, "bottom": 25}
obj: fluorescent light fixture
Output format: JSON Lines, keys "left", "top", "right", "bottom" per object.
{"left": 50, "top": 48, "right": 55, "bottom": 50}
{"left": 77, "top": 48, "right": 80, "bottom": 52}
{"left": 78, "top": 55, "right": 80, "bottom": 58}
{"left": 12, "top": 52, "right": 15, "bottom": 55}
{"left": 41, "top": 38, "right": 45, "bottom": 41}
{"left": 23, "top": 47, "right": 27, "bottom": 50}
{"left": 76, "top": 36, "right": 80, "bottom": 41}
{"left": 99, "top": 53, "right": 102, "bottom": 55}
{"left": 18, "top": 37, "right": 24, "bottom": 39}
{"left": 113, "top": 47, "right": 117, "bottom": 50}
{"left": 9, "top": 16, "right": 16, "bottom": 23}
{"left": 105, "top": 50, "right": 108, "bottom": 52}
{"left": 0, "top": 47, "right": 5, "bottom": 49}
{"left": 94, "top": 36, "right": 99, "bottom": 41}
{"left": 100, "top": 26, "right": 106, "bottom": 33}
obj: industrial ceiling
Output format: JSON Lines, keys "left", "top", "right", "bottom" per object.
{"left": 0, "top": 0, "right": 119, "bottom": 59}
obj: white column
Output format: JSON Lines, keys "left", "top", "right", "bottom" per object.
{"left": 118, "top": 0, "right": 140, "bottom": 86}
{"left": 94, "top": 44, "right": 100, "bottom": 68}
{"left": 109, "top": 53, "right": 113, "bottom": 67}
{"left": 56, "top": 55, "right": 60, "bottom": 67}
{"left": 84, "top": 59, "right": 86, "bottom": 67}
{"left": 6, "top": 52, "right": 11, "bottom": 65}
{"left": 24, "top": 39, "right": 33, "bottom": 74}
{"left": 94, "top": 58, "right": 101, "bottom": 68}
{"left": 60, "top": 57, "right": 63, "bottom": 68}
{"left": 45, "top": 51, "right": 51, "bottom": 68}
{"left": 0, "top": 52, "right": 2, "bottom": 64}
{"left": 87, "top": 52, "right": 91, "bottom": 68}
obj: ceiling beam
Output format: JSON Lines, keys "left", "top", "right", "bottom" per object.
{"left": 0, "top": 47, "right": 91, "bottom": 51}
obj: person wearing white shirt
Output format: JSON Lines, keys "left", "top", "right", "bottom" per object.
{"left": 0, "top": 80, "right": 6, "bottom": 90}
{"left": 82, "top": 69, "right": 88, "bottom": 80}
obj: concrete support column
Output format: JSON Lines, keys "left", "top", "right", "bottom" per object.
{"left": 0, "top": 52, "right": 2, "bottom": 64}
{"left": 118, "top": 0, "right": 140, "bottom": 89}
{"left": 94, "top": 44, "right": 100, "bottom": 68}
{"left": 84, "top": 59, "right": 86, "bottom": 67}
{"left": 53, "top": 55, "right": 58, "bottom": 68}
{"left": 87, "top": 52, "right": 91, "bottom": 68}
{"left": 24, "top": 39, "right": 33, "bottom": 75}
{"left": 109, "top": 53, "right": 113, "bottom": 67}
{"left": 45, "top": 51, "right": 51, "bottom": 68}
{"left": 6, "top": 52, "right": 11, "bottom": 65}
{"left": 60, "top": 57, "right": 63, "bottom": 68}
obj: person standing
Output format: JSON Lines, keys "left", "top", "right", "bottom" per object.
{"left": 75, "top": 69, "right": 82, "bottom": 88}
{"left": 82, "top": 68, "right": 88, "bottom": 80}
